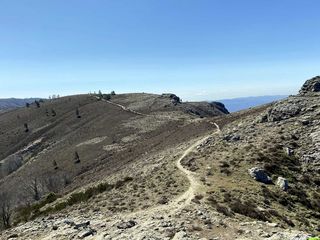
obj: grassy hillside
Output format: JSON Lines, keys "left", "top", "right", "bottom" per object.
{"left": 0, "top": 93, "right": 227, "bottom": 221}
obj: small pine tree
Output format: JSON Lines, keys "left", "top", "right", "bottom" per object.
{"left": 74, "top": 151, "right": 80, "bottom": 164}
{"left": 103, "top": 94, "right": 111, "bottom": 101}
{"left": 98, "top": 90, "right": 103, "bottom": 100}
{"left": 76, "top": 108, "right": 81, "bottom": 118}
{"left": 45, "top": 109, "right": 49, "bottom": 116}
{"left": 53, "top": 160, "right": 58, "bottom": 170}
{"left": 26, "top": 103, "right": 30, "bottom": 108}
{"left": 35, "top": 100, "right": 40, "bottom": 108}
{"left": 51, "top": 109, "right": 56, "bottom": 117}
{"left": 111, "top": 91, "right": 116, "bottom": 95}
{"left": 24, "top": 123, "right": 29, "bottom": 132}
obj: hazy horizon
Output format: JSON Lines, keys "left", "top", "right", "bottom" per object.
{"left": 1, "top": 0, "right": 319, "bottom": 100}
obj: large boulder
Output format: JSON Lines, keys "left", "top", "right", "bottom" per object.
{"left": 299, "top": 76, "right": 320, "bottom": 94}
{"left": 248, "top": 167, "right": 272, "bottom": 184}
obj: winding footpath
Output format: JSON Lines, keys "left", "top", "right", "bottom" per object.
{"left": 97, "top": 97, "right": 148, "bottom": 116}
{"left": 123, "top": 124, "right": 221, "bottom": 219}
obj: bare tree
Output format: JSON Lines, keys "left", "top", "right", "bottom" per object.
{"left": 0, "top": 191, "right": 12, "bottom": 229}
{"left": 25, "top": 177, "right": 42, "bottom": 201}
{"left": 45, "top": 175, "right": 60, "bottom": 193}
{"left": 62, "top": 172, "right": 71, "bottom": 186}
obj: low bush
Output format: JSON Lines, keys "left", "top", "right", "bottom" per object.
{"left": 229, "top": 199, "right": 270, "bottom": 221}
{"left": 216, "top": 204, "right": 233, "bottom": 217}
{"left": 15, "top": 177, "right": 133, "bottom": 224}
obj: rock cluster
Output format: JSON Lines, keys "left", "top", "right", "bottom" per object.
{"left": 266, "top": 102, "right": 301, "bottom": 122}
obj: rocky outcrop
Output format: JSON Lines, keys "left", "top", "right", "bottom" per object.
{"left": 248, "top": 167, "right": 272, "bottom": 184}
{"left": 299, "top": 76, "right": 320, "bottom": 94}
{"left": 266, "top": 102, "right": 301, "bottom": 122}
{"left": 161, "top": 93, "right": 181, "bottom": 105}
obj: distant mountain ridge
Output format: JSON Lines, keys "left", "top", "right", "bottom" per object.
{"left": 0, "top": 98, "right": 40, "bottom": 112}
{"left": 216, "top": 95, "right": 288, "bottom": 112}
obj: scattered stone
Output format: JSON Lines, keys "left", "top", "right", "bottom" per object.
{"left": 285, "top": 147, "right": 294, "bottom": 156}
{"left": 7, "top": 234, "right": 18, "bottom": 239}
{"left": 52, "top": 225, "right": 59, "bottom": 230}
{"left": 117, "top": 220, "right": 137, "bottom": 229}
{"left": 173, "top": 231, "right": 188, "bottom": 240}
{"left": 267, "top": 222, "right": 278, "bottom": 227}
{"left": 78, "top": 228, "right": 96, "bottom": 239}
{"left": 248, "top": 167, "right": 272, "bottom": 184}
{"left": 276, "top": 177, "right": 288, "bottom": 191}
{"left": 158, "top": 196, "right": 169, "bottom": 204}
{"left": 64, "top": 219, "right": 76, "bottom": 226}
{"left": 301, "top": 119, "right": 310, "bottom": 125}
{"left": 223, "top": 134, "right": 240, "bottom": 142}
{"left": 74, "top": 221, "right": 90, "bottom": 229}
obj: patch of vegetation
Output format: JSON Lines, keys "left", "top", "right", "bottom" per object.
{"left": 15, "top": 192, "right": 59, "bottom": 223}
{"left": 15, "top": 177, "right": 133, "bottom": 225}
{"left": 229, "top": 199, "right": 270, "bottom": 222}
{"left": 216, "top": 204, "right": 233, "bottom": 217}
{"left": 219, "top": 160, "right": 232, "bottom": 175}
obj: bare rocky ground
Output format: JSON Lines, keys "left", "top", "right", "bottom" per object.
{"left": 1, "top": 78, "right": 320, "bottom": 239}
{"left": 1, "top": 135, "right": 313, "bottom": 240}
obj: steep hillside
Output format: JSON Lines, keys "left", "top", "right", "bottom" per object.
{"left": 0, "top": 80, "right": 319, "bottom": 240}
{"left": 0, "top": 92, "right": 228, "bottom": 233}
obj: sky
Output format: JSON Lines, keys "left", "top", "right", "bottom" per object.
{"left": 0, "top": 0, "right": 319, "bottom": 101}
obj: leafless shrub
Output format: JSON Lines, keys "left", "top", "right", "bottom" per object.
{"left": 44, "top": 175, "right": 60, "bottom": 193}
{"left": 0, "top": 154, "right": 23, "bottom": 178}
{"left": 7, "top": 155, "right": 23, "bottom": 174}
{"left": 24, "top": 177, "right": 44, "bottom": 201}
{"left": 0, "top": 191, "right": 12, "bottom": 229}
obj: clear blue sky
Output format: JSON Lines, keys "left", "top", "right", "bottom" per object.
{"left": 0, "top": 0, "right": 319, "bottom": 100}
